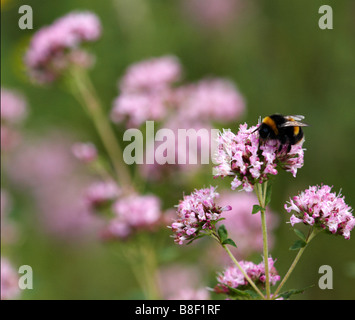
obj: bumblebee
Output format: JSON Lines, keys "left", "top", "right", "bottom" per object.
{"left": 257, "top": 114, "right": 309, "bottom": 151}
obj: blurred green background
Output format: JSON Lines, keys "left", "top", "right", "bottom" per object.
{"left": 1, "top": 0, "right": 355, "bottom": 299}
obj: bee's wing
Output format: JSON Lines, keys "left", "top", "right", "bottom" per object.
{"left": 284, "top": 115, "right": 305, "bottom": 121}
{"left": 280, "top": 121, "right": 309, "bottom": 127}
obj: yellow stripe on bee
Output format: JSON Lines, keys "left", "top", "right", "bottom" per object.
{"left": 262, "top": 116, "right": 279, "bottom": 135}
{"left": 293, "top": 126, "right": 300, "bottom": 136}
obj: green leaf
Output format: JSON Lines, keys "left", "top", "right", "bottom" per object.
{"left": 289, "top": 239, "right": 307, "bottom": 251}
{"left": 226, "top": 286, "right": 260, "bottom": 300}
{"left": 252, "top": 205, "right": 264, "bottom": 214}
{"left": 276, "top": 285, "right": 313, "bottom": 300}
{"left": 222, "top": 238, "right": 237, "bottom": 248}
{"left": 293, "top": 228, "right": 306, "bottom": 242}
{"left": 217, "top": 225, "right": 228, "bottom": 242}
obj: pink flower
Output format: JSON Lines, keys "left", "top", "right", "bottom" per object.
{"left": 158, "top": 264, "right": 210, "bottom": 300}
{"left": 178, "top": 78, "right": 245, "bottom": 123}
{"left": 214, "top": 123, "right": 305, "bottom": 192}
{"left": 119, "top": 55, "right": 182, "bottom": 92}
{"left": 1, "top": 126, "right": 21, "bottom": 152}
{"left": 84, "top": 181, "right": 120, "bottom": 208}
{"left": 140, "top": 117, "right": 213, "bottom": 180}
{"left": 169, "top": 187, "right": 231, "bottom": 245}
{"left": 1, "top": 257, "right": 20, "bottom": 300}
{"left": 168, "top": 288, "right": 210, "bottom": 300}
{"left": 1, "top": 88, "right": 28, "bottom": 124}
{"left": 6, "top": 132, "right": 102, "bottom": 241}
{"left": 111, "top": 55, "right": 181, "bottom": 127}
{"left": 1, "top": 88, "right": 28, "bottom": 152}
{"left": 25, "top": 11, "right": 101, "bottom": 83}
{"left": 215, "top": 257, "right": 280, "bottom": 294}
{"left": 105, "top": 194, "right": 162, "bottom": 239}
{"left": 111, "top": 90, "right": 168, "bottom": 127}
{"left": 72, "top": 142, "right": 97, "bottom": 163}
{"left": 285, "top": 185, "right": 354, "bottom": 239}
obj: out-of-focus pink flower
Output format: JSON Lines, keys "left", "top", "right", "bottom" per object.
{"left": 35, "top": 181, "right": 101, "bottom": 240}
{"left": 1, "top": 257, "right": 20, "bottom": 300}
{"left": 158, "top": 264, "right": 210, "bottom": 300}
{"left": 285, "top": 185, "right": 354, "bottom": 240}
{"left": 111, "top": 55, "right": 181, "bottom": 127}
{"left": 72, "top": 142, "right": 97, "bottom": 163}
{"left": 119, "top": 55, "right": 182, "bottom": 92}
{"left": 214, "top": 123, "right": 305, "bottom": 192}
{"left": 6, "top": 133, "right": 101, "bottom": 241}
{"left": 111, "top": 90, "right": 168, "bottom": 127}
{"left": 1, "top": 126, "right": 21, "bottom": 151}
{"left": 6, "top": 133, "right": 77, "bottom": 188}
{"left": 178, "top": 78, "right": 245, "bottom": 123}
{"left": 1, "top": 88, "right": 28, "bottom": 152}
{"left": 181, "top": 0, "right": 241, "bottom": 29}
{"left": 215, "top": 257, "right": 280, "bottom": 295}
{"left": 140, "top": 117, "right": 213, "bottom": 180}
{"left": 168, "top": 288, "right": 210, "bottom": 300}
{"left": 25, "top": 11, "right": 101, "bottom": 83}
{"left": 169, "top": 187, "right": 231, "bottom": 245}
{"left": 84, "top": 180, "right": 120, "bottom": 208}
{"left": 105, "top": 194, "right": 162, "bottom": 239}
{"left": 217, "top": 191, "right": 278, "bottom": 259}
{"left": 1, "top": 88, "right": 28, "bottom": 124}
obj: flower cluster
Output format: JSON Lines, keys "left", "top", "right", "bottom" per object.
{"left": 120, "top": 55, "right": 182, "bottom": 92}
{"left": 72, "top": 142, "right": 98, "bottom": 163}
{"left": 104, "top": 194, "right": 162, "bottom": 239}
{"left": 285, "top": 185, "right": 355, "bottom": 240}
{"left": 158, "top": 264, "right": 210, "bottom": 300}
{"left": 214, "top": 123, "right": 305, "bottom": 192}
{"left": 1, "top": 88, "right": 28, "bottom": 124}
{"left": 6, "top": 133, "right": 101, "bottom": 240}
{"left": 215, "top": 257, "right": 280, "bottom": 294}
{"left": 1, "top": 88, "right": 28, "bottom": 151}
{"left": 111, "top": 56, "right": 181, "bottom": 127}
{"left": 84, "top": 181, "right": 120, "bottom": 208}
{"left": 111, "top": 55, "right": 246, "bottom": 129}
{"left": 170, "top": 187, "right": 231, "bottom": 245}
{"left": 177, "top": 78, "right": 245, "bottom": 122}
{"left": 25, "top": 11, "right": 101, "bottom": 83}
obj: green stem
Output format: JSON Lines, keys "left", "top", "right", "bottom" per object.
{"left": 255, "top": 182, "right": 270, "bottom": 299}
{"left": 69, "top": 67, "right": 133, "bottom": 190}
{"left": 223, "top": 244, "right": 266, "bottom": 300}
{"left": 273, "top": 228, "right": 317, "bottom": 297}
{"left": 138, "top": 233, "right": 161, "bottom": 300}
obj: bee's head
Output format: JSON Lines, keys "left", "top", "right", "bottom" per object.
{"left": 258, "top": 123, "right": 271, "bottom": 139}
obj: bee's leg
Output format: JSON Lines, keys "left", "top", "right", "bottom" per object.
{"left": 278, "top": 136, "right": 286, "bottom": 152}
